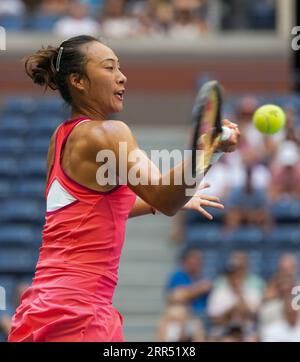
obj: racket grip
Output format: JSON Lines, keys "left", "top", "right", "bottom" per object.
{"left": 210, "top": 127, "right": 232, "bottom": 166}
{"left": 221, "top": 126, "right": 232, "bottom": 141}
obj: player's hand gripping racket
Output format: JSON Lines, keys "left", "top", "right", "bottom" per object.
{"left": 191, "top": 80, "right": 231, "bottom": 178}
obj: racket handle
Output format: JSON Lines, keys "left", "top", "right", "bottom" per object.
{"left": 209, "top": 127, "right": 232, "bottom": 166}
{"left": 221, "top": 126, "right": 232, "bottom": 141}
{"left": 210, "top": 126, "right": 231, "bottom": 166}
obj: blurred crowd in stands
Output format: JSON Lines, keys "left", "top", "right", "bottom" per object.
{"left": 161, "top": 95, "right": 300, "bottom": 342}
{"left": 159, "top": 250, "right": 300, "bottom": 342}
{"left": 210, "top": 95, "right": 300, "bottom": 232}
{"left": 0, "top": 0, "right": 276, "bottom": 36}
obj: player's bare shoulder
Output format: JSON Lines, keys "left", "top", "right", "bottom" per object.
{"left": 85, "top": 120, "right": 135, "bottom": 153}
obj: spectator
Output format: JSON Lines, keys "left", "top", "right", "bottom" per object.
{"left": 152, "top": 1, "right": 175, "bottom": 35}
{"left": 169, "top": 0, "right": 205, "bottom": 39}
{"left": 278, "top": 253, "right": 299, "bottom": 279}
{"left": 0, "top": 310, "right": 12, "bottom": 341}
{"left": 269, "top": 140, "right": 300, "bottom": 202}
{"left": 224, "top": 150, "right": 271, "bottom": 192}
{"left": 129, "top": 0, "right": 159, "bottom": 35}
{"left": 80, "top": 0, "right": 105, "bottom": 12}
{"left": 156, "top": 302, "right": 205, "bottom": 342}
{"left": 208, "top": 252, "right": 265, "bottom": 327}
{"left": 261, "top": 254, "right": 299, "bottom": 326}
{"left": 284, "top": 107, "right": 300, "bottom": 146}
{"left": 201, "top": 157, "right": 231, "bottom": 199}
{"left": 224, "top": 166, "right": 272, "bottom": 231}
{"left": 39, "top": 0, "right": 70, "bottom": 15}
{"left": 260, "top": 297, "right": 300, "bottom": 342}
{"left": 220, "top": 323, "right": 244, "bottom": 342}
{"left": 53, "top": 1, "right": 100, "bottom": 37}
{"left": 0, "top": 0, "right": 25, "bottom": 16}
{"left": 259, "top": 273, "right": 295, "bottom": 329}
{"left": 100, "top": 0, "right": 142, "bottom": 38}
{"left": 165, "top": 248, "right": 212, "bottom": 318}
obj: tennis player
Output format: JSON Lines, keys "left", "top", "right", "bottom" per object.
{"left": 8, "top": 35, "right": 239, "bottom": 342}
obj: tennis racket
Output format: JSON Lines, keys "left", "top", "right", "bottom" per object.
{"left": 191, "top": 80, "right": 230, "bottom": 178}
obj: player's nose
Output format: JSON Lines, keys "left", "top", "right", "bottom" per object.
{"left": 117, "top": 70, "right": 127, "bottom": 85}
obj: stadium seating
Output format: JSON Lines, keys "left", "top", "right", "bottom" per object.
{"left": 14, "top": 179, "right": 45, "bottom": 199}
{"left": 0, "top": 137, "right": 24, "bottom": 156}
{"left": 0, "top": 180, "right": 12, "bottom": 200}
{"left": 185, "top": 225, "right": 221, "bottom": 246}
{"left": 185, "top": 208, "right": 224, "bottom": 225}
{"left": 3, "top": 97, "right": 36, "bottom": 116}
{"left": 0, "top": 198, "right": 43, "bottom": 224}
{"left": 19, "top": 156, "right": 46, "bottom": 177}
{"left": 271, "top": 200, "right": 300, "bottom": 223}
{"left": 0, "top": 157, "right": 19, "bottom": 179}
{"left": 0, "top": 226, "right": 35, "bottom": 246}
{"left": 0, "top": 248, "right": 38, "bottom": 273}
{"left": 0, "top": 116, "right": 28, "bottom": 137}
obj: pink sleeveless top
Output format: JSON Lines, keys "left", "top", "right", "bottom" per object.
{"left": 8, "top": 117, "right": 136, "bottom": 341}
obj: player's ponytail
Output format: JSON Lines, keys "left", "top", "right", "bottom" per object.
{"left": 25, "top": 46, "right": 59, "bottom": 91}
{"left": 24, "top": 35, "right": 100, "bottom": 105}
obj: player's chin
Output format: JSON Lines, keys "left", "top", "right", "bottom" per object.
{"left": 113, "top": 103, "right": 124, "bottom": 114}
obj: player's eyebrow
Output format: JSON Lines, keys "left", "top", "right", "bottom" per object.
{"left": 100, "top": 58, "right": 119, "bottom": 64}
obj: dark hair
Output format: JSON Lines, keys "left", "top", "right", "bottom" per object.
{"left": 178, "top": 246, "right": 202, "bottom": 262}
{"left": 25, "top": 35, "right": 100, "bottom": 105}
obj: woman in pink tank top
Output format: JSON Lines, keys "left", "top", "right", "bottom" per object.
{"left": 8, "top": 35, "right": 240, "bottom": 342}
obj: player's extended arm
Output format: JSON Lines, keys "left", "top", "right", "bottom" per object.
{"left": 90, "top": 120, "right": 239, "bottom": 217}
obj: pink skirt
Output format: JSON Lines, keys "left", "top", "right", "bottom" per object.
{"left": 8, "top": 286, "right": 125, "bottom": 342}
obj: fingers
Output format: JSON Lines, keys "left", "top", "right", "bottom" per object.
{"left": 222, "top": 119, "right": 240, "bottom": 138}
{"left": 198, "top": 206, "right": 213, "bottom": 220}
{"left": 193, "top": 194, "right": 223, "bottom": 205}
{"left": 201, "top": 200, "right": 224, "bottom": 209}
{"left": 193, "top": 195, "right": 224, "bottom": 209}
{"left": 223, "top": 119, "right": 238, "bottom": 129}
{"left": 198, "top": 194, "right": 221, "bottom": 202}
{"left": 198, "top": 182, "right": 210, "bottom": 191}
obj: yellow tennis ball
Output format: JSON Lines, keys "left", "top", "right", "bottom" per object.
{"left": 253, "top": 104, "right": 286, "bottom": 134}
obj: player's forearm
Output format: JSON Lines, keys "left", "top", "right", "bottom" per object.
{"left": 145, "top": 156, "right": 201, "bottom": 216}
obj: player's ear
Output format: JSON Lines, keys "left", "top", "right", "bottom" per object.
{"left": 69, "top": 73, "right": 85, "bottom": 91}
